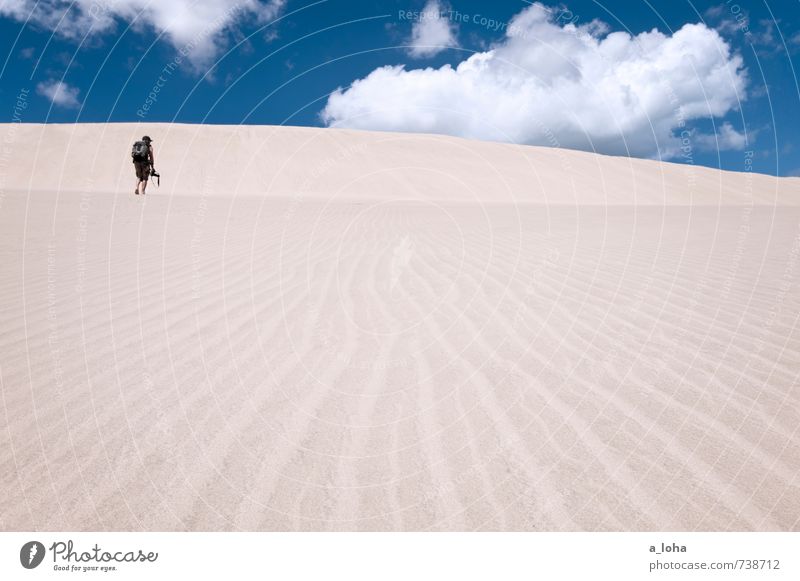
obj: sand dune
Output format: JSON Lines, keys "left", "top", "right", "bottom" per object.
{"left": 3, "top": 122, "right": 800, "bottom": 204}
{"left": 1, "top": 123, "right": 799, "bottom": 531}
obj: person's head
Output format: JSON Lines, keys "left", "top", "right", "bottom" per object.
{"left": 142, "top": 135, "right": 152, "bottom": 144}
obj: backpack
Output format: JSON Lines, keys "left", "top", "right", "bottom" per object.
{"left": 131, "top": 141, "right": 150, "bottom": 162}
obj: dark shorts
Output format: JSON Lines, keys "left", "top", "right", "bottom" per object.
{"left": 134, "top": 161, "right": 151, "bottom": 180}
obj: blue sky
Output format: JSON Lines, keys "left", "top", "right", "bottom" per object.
{"left": 1, "top": 0, "right": 799, "bottom": 176}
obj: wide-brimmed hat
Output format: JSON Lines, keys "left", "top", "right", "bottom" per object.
{"left": 142, "top": 135, "right": 153, "bottom": 142}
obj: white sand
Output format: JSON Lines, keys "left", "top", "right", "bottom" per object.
{"left": 1, "top": 123, "right": 799, "bottom": 531}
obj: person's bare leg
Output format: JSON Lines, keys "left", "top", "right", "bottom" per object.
{"left": 135, "top": 179, "right": 141, "bottom": 195}
{"left": 141, "top": 179, "right": 148, "bottom": 195}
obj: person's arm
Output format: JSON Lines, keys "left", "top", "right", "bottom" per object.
{"left": 150, "top": 146, "right": 156, "bottom": 169}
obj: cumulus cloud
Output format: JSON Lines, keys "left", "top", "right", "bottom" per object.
{"left": 694, "top": 122, "right": 748, "bottom": 151}
{"left": 322, "top": 3, "right": 748, "bottom": 159}
{"left": 408, "top": 1, "right": 458, "bottom": 58}
{"left": 36, "top": 80, "right": 81, "bottom": 108}
{"left": 0, "top": 0, "right": 285, "bottom": 65}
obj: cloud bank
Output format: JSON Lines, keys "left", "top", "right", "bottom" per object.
{"left": 0, "top": 0, "right": 285, "bottom": 65}
{"left": 322, "top": 3, "right": 749, "bottom": 159}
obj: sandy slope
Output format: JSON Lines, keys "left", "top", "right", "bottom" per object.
{"left": 1, "top": 123, "right": 799, "bottom": 531}
{"left": 3, "top": 122, "right": 800, "bottom": 204}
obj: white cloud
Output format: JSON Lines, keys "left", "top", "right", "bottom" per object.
{"left": 36, "top": 80, "right": 81, "bottom": 108}
{"left": 694, "top": 122, "right": 748, "bottom": 151}
{"left": 0, "top": 0, "right": 285, "bottom": 65}
{"left": 408, "top": 1, "right": 458, "bottom": 58}
{"left": 704, "top": 5, "right": 726, "bottom": 20}
{"left": 704, "top": 5, "right": 786, "bottom": 57}
{"left": 322, "top": 3, "right": 748, "bottom": 159}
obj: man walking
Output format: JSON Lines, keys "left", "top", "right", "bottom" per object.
{"left": 132, "top": 135, "right": 156, "bottom": 195}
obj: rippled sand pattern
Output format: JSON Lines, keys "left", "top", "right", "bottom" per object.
{"left": 2, "top": 190, "right": 799, "bottom": 531}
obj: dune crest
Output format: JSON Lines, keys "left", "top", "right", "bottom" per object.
{"left": 2, "top": 122, "right": 798, "bottom": 204}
